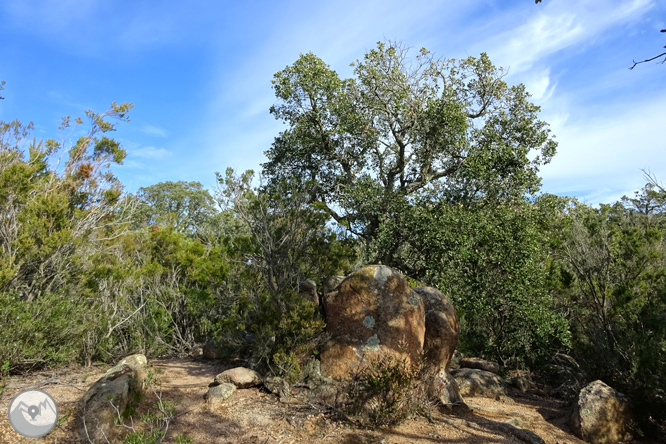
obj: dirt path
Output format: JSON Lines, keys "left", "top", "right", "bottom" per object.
{"left": 0, "top": 358, "right": 587, "bottom": 444}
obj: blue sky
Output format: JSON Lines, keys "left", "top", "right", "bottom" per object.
{"left": 1, "top": 0, "right": 664, "bottom": 206}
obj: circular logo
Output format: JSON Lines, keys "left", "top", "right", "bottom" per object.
{"left": 8, "top": 389, "right": 58, "bottom": 438}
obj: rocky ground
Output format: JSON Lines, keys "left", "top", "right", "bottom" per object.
{"left": 0, "top": 357, "right": 595, "bottom": 444}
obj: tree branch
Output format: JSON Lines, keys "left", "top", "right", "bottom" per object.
{"left": 629, "top": 50, "right": 666, "bottom": 70}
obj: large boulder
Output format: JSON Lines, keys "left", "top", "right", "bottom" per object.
{"left": 452, "top": 368, "right": 508, "bottom": 399}
{"left": 79, "top": 355, "right": 147, "bottom": 443}
{"left": 320, "top": 265, "right": 425, "bottom": 380}
{"left": 570, "top": 380, "right": 632, "bottom": 444}
{"left": 413, "top": 286, "right": 463, "bottom": 405}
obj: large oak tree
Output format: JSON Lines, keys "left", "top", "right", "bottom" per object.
{"left": 263, "top": 42, "right": 557, "bottom": 247}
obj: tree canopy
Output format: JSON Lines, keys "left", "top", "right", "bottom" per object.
{"left": 134, "top": 180, "right": 216, "bottom": 235}
{"left": 263, "top": 42, "right": 556, "bottom": 245}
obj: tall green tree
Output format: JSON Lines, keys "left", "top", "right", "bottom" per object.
{"left": 134, "top": 180, "right": 216, "bottom": 235}
{"left": 264, "top": 41, "right": 557, "bottom": 258}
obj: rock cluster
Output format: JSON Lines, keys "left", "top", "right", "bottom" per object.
{"left": 452, "top": 368, "right": 508, "bottom": 399}
{"left": 207, "top": 367, "right": 264, "bottom": 407}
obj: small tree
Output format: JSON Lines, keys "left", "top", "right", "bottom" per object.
{"left": 213, "top": 168, "right": 356, "bottom": 372}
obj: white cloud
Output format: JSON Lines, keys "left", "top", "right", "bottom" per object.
{"left": 139, "top": 124, "right": 168, "bottom": 138}
{"left": 480, "top": 0, "right": 654, "bottom": 74}
{"left": 540, "top": 91, "right": 665, "bottom": 204}
{"left": 523, "top": 68, "right": 557, "bottom": 102}
{"left": 131, "top": 146, "right": 170, "bottom": 160}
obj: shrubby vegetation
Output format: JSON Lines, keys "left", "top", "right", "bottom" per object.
{"left": 1, "top": 42, "right": 664, "bottom": 436}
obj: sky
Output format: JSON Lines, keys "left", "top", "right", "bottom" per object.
{"left": 0, "top": 0, "right": 664, "bottom": 207}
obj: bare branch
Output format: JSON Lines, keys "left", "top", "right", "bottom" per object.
{"left": 629, "top": 50, "right": 666, "bottom": 70}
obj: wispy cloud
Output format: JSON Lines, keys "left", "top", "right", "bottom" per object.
{"left": 480, "top": 0, "right": 654, "bottom": 74}
{"left": 523, "top": 68, "right": 557, "bottom": 102}
{"left": 540, "top": 90, "right": 666, "bottom": 204}
{"left": 139, "top": 124, "right": 168, "bottom": 138}
{"left": 131, "top": 146, "right": 170, "bottom": 160}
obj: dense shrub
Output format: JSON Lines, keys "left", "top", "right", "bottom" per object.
{"left": 370, "top": 195, "right": 571, "bottom": 368}
{"left": 342, "top": 354, "right": 424, "bottom": 427}
{"left": 542, "top": 192, "right": 666, "bottom": 437}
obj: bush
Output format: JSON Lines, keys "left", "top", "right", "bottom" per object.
{"left": 0, "top": 291, "right": 91, "bottom": 370}
{"left": 342, "top": 354, "right": 424, "bottom": 427}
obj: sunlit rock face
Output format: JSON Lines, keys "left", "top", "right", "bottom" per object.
{"left": 570, "top": 380, "right": 633, "bottom": 444}
{"left": 320, "top": 265, "right": 425, "bottom": 380}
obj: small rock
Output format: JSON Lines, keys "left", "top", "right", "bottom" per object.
{"left": 300, "top": 358, "right": 324, "bottom": 387}
{"left": 299, "top": 279, "right": 319, "bottom": 306}
{"left": 205, "top": 383, "right": 236, "bottom": 407}
{"left": 570, "top": 380, "right": 632, "bottom": 444}
{"left": 460, "top": 357, "right": 499, "bottom": 374}
{"left": 188, "top": 346, "right": 204, "bottom": 358}
{"left": 309, "top": 381, "right": 339, "bottom": 405}
{"left": 429, "top": 369, "right": 465, "bottom": 405}
{"left": 507, "top": 371, "right": 535, "bottom": 393}
{"left": 452, "top": 368, "right": 507, "bottom": 398}
{"left": 202, "top": 339, "right": 224, "bottom": 360}
{"left": 215, "top": 367, "right": 263, "bottom": 389}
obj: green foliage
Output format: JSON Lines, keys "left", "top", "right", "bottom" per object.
{"left": 122, "top": 430, "right": 166, "bottom": 444}
{"left": 343, "top": 354, "right": 423, "bottom": 427}
{"left": 211, "top": 168, "right": 355, "bottom": 375}
{"left": 174, "top": 434, "right": 194, "bottom": 444}
{"left": 0, "top": 291, "right": 90, "bottom": 369}
{"left": 81, "top": 225, "right": 229, "bottom": 362}
{"left": 369, "top": 193, "right": 571, "bottom": 367}
{"left": 0, "top": 359, "right": 9, "bottom": 396}
{"left": 134, "top": 181, "right": 217, "bottom": 235}
{"left": 118, "top": 367, "right": 178, "bottom": 444}
{"left": 542, "top": 186, "right": 666, "bottom": 436}
{"left": 264, "top": 41, "right": 556, "bottom": 254}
